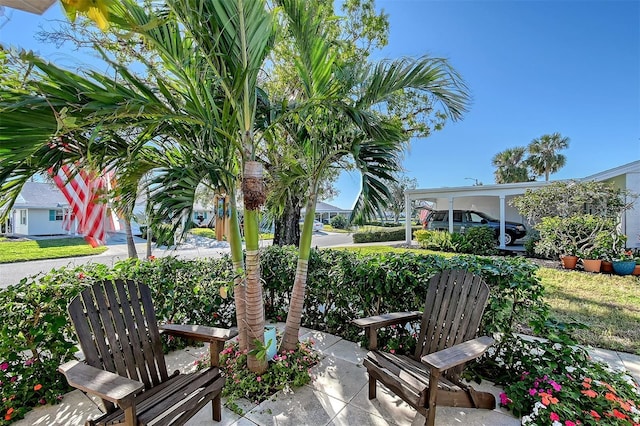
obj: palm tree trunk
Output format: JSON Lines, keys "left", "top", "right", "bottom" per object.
{"left": 124, "top": 218, "right": 138, "bottom": 259}
{"left": 281, "top": 188, "right": 318, "bottom": 351}
{"left": 227, "top": 195, "right": 248, "bottom": 351}
{"left": 242, "top": 161, "right": 267, "bottom": 374}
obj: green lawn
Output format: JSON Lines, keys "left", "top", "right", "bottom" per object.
{"left": 338, "top": 245, "right": 640, "bottom": 355}
{"left": 0, "top": 238, "right": 108, "bottom": 263}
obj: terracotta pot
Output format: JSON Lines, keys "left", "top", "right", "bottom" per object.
{"left": 633, "top": 265, "right": 640, "bottom": 276}
{"left": 560, "top": 255, "right": 578, "bottom": 270}
{"left": 582, "top": 258, "right": 602, "bottom": 273}
{"left": 601, "top": 260, "right": 613, "bottom": 274}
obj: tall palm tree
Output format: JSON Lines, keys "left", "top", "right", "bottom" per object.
{"left": 275, "top": 0, "right": 471, "bottom": 351}
{"left": 527, "top": 132, "right": 570, "bottom": 181}
{"left": 492, "top": 147, "right": 530, "bottom": 184}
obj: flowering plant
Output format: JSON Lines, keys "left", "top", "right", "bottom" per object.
{"left": 500, "top": 348, "right": 640, "bottom": 425}
{"left": 197, "top": 338, "right": 320, "bottom": 415}
{"left": 614, "top": 250, "right": 635, "bottom": 262}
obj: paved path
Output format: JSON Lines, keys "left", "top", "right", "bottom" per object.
{"left": 15, "top": 326, "right": 522, "bottom": 426}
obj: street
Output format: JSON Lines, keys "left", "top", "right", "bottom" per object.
{"left": 0, "top": 231, "right": 355, "bottom": 287}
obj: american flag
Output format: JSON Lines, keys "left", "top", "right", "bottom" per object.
{"left": 50, "top": 165, "right": 120, "bottom": 247}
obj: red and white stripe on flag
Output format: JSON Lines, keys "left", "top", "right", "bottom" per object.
{"left": 50, "top": 165, "right": 113, "bottom": 247}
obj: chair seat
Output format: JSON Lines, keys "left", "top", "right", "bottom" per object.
{"left": 91, "top": 367, "right": 224, "bottom": 426}
{"left": 364, "top": 350, "right": 464, "bottom": 412}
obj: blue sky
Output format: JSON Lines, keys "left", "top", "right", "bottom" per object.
{"left": 1, "top": 1, "right": 639, "bottom": 209}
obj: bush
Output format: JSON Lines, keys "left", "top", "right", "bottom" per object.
{"left": 414, "top": 228, "right": 497, "bottom": 256}
{"left": 460, "top": 226, "right": 497, "bottom": 255}
{"left": 0, "top": 274, "right": 86, "bottom": 424}
{"left": 353, "top": 226, "right": 420, "bottom": 243}
{"left": 535, "top": 215, "right": 618, "bottom": 258}
{"left": 330, "top": 215, "right": 348, "bottom": 229}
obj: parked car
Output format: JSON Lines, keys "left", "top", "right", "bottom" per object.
{"left": 425, "top": 210, "right": 526, "bottom": 245}
{"left": 299, "top": 219, "right": 324, "bottom": 232}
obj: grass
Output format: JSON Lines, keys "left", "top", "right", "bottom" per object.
{"left": 0, "top": 238, "right": 108, "bottom": 263}
{"left": 338, "top": 245, "right": 640, "bottom": 355}
{"left": 539, "top": 268, "right": 640, "bottom": 355}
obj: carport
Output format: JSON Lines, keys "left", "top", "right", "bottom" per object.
{"left": 403, "top": 181, "right": 550, "bottom": 249}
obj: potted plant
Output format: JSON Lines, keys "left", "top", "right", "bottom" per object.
{"left": 595, "top": 231, "right": 625, "bottom": 274}
{"left": 579, "top": 247, "right": 602, "bottom": 273}
{"left": 612, "top": 250, "right": 636, "bottom": 276}
{"left": 560, "top": 245, "right": 579, "bottom": 269}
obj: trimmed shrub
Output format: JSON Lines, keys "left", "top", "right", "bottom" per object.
{"left": 353, "top": 226, "right": 420, "bottom": 243}
{"left": 330, "top": 215, "right": 348, "bottom": 229}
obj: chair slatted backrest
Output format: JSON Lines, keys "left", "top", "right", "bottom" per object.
{"left": 414, "top": 270, "right": 490, "bottom": 381}
{"left": 68, "top": 280, "right": 169, "bottom": 394}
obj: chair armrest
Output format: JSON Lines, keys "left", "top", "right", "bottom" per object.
{"left": 352, "top": 311, "right": 423, "bottom": 329}
{"left": 159, "top": 324, "right": 238, "bottom": 367}
{"left": 159, "top": 324, "right": 238, "bottom": 343}
{"left": 352, "top": 311, "right": 422, "bottom": 350}
{"left": 421, "top": 335, "right": 494, "bottom": 372}
{"left": 58, "top": 360, "right": 144, "bottom": 406}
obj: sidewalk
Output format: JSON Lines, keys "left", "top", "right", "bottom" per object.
{"left": 15, "top": 325, "right": 640, "bottom": 426}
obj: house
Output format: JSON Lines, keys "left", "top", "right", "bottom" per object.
{"left": 304, "top": 201, "right": 352, "bottom": 224}
{"left": 403, "top": 160, "right": 640, "bottom": 249}
{"left": 7, "top": 181, "right": 75, "bottom": 236}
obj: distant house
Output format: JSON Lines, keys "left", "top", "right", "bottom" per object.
{"left": 7, "top": 182, "right": 74, "bottom": 236}
{"left": 404, "top": 160, "right": 640, "bottom": 249}
{"left": 305, "top": 201, "right": 352, "bottom": 224}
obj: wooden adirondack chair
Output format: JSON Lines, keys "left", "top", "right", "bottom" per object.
{"left": 353, "top": 269, "right": 496, "bottom": 426}
{"left": 58, "top": 279, "right": 237, "bottom": 426}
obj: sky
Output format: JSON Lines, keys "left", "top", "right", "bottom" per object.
{"left": 1, "top": 1, "right": 639, "bottom": 210}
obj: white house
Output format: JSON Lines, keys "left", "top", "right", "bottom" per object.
{"left": 404, "top": 160, "right": 640, "bottom": 249}
{"left": 8, "top": 182, "right": 74, "bottom": 236}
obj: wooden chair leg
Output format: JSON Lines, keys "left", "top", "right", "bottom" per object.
{"left": 123, "top": 405, "right": 136, "bottom": 426}
{"left": 212, "top": 393, "right": 222, "bottom": 422}
{"left": 368, "top": 376, "right": 377, "bottom": 399}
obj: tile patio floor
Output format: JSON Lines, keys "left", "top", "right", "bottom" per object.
{"left": 15, "top": 325, "right": 640, "bottom": 426}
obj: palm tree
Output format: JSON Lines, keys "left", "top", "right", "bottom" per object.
{"left": 274, "top": 0, "right": 470, "bottom": 351}
{"left": 527, "top": 132, "right": 570, "bottom": 181}
{"left": 492, "top": 147, "right": 530, "bottom": 184}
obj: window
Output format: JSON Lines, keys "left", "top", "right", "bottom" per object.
{"left": 452, "top": 211, "right": 463, "bottom": 222}
{"left": 469, "top": 212, "right": 484, "bottom": 223}
{"left": 19, "top": 210, "right": 27, "bottom": 225}
{"left": 49, "top": 209, "right": 64, "bottom": 221}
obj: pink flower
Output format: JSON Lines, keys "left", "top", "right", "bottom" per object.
{"left": 549, "top": 380, "right": 562, "bottom": 392}
{"left": 529, "top": 388, "right": 537, "bottom": 396}
{"left": 550, "top": 412, "right": 560, "bottom": 422}
{"left": 0, "top": 363, "right": 8, "bottom": 371}
{"left": 565, "top": 421, "right": 576, "bottom": 426}
{"left": 499, "top": 392, "right": 511, "bottom": 405}
{"left": 256, "top": 376, "right": 262, "bottom": 382}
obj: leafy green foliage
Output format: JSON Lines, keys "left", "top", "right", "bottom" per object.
{"left": 214, "top": 340, "right": 320, "bottom": 413}
{"left": 511, "top": 180, "right": 634, "bottom": 224}
{"left": 496, "top": 338, "right": 640, "bottom": 425}
{"left": 353, "top": 226, "right": 420, "bottom": 243}
{"left": 535, "top": 215, "right": 619, "bottom": 258}
{"left": 330, "top": 215, "right": 348, "bottom": 229}
{"left": 414, "top": 228, "right": 497, "bottom": 255}
{"left": 0, "top": 272, "right": 87, "bottom": 424}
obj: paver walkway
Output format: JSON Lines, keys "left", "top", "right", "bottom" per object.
{"left": 15, "top": 324, "right": 640, "bottom": 426}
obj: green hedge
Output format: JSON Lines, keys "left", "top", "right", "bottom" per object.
{"left": 352, "top": 226, "right": 421, "bottom": 243}
{"left": 0, "top": 249, "right": 548, "bottom": 423}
